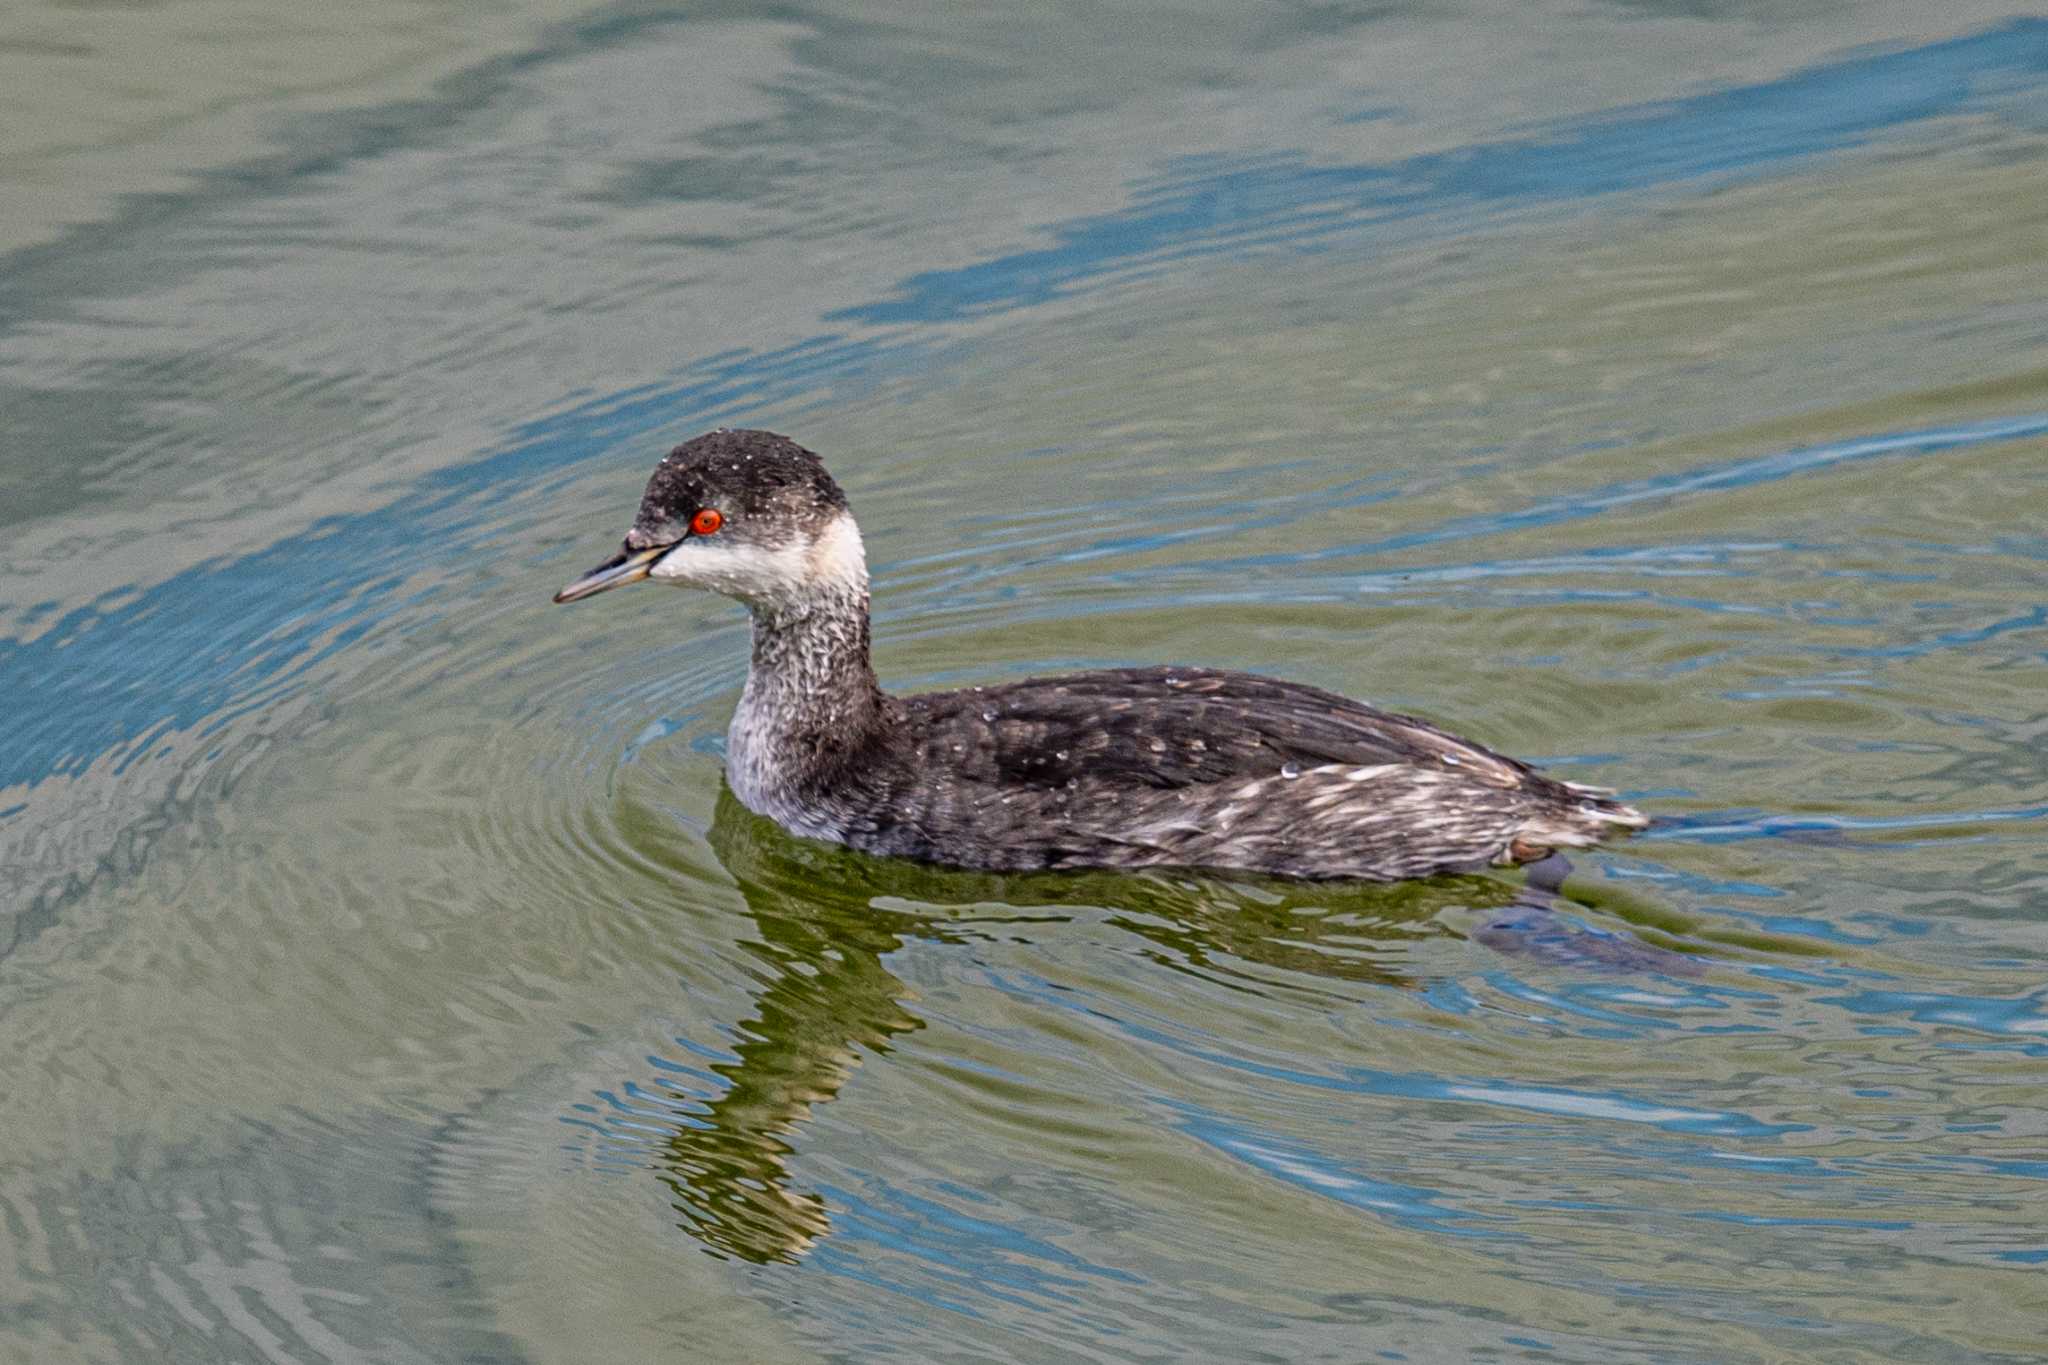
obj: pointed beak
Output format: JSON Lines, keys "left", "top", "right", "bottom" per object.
{"left": 552, "top": 544, "right": 671, "bottom": 604}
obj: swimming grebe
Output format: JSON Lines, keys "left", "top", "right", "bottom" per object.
{"left": 554, "top": 429, "right": 1647, "bottom": 880}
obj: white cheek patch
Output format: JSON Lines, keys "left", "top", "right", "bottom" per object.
{"left": 807, "top": 513, "right": 867, "bottom": 593}
{"left": 650, "top": 538, "right": 806, "bottom": 595}
{"left": 647, "top": 511, "right": 867, "bottom": 605}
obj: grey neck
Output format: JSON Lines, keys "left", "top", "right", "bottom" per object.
{"left": 725, "top": 586, "right": 891, "bottom": 830}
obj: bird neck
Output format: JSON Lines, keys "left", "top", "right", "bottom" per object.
{"left": 725, "top": 534, "right": 892, "bottom": 818}
{"left": 743, "top": 585, "right": 884, "bottom": 730}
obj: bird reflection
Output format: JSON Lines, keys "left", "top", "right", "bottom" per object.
{"left": 647, "top": 794, "right": 937, "bottom": 1263}
{"left": 623, "top": 788, "right": 1574, "bottom": 1264}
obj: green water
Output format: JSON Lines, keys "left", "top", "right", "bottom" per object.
{"left": 3, "top": 3, "right": 2047, "bottom": 1361}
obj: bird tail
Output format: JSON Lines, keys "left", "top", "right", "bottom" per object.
{"left": 1499, "top": 781, "right": 1649, "bottom": 864}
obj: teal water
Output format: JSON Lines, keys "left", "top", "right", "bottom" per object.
{"left": 3, "top": 3, "right": 2047, "bottom": 1361}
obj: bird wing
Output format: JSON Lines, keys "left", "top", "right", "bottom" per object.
{"left": 899, "top": 666, "right": 1537, "bottom": 793}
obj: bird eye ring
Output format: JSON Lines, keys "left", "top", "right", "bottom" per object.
{"left": 691, "top": 508, "right": 724, "bottom": 535}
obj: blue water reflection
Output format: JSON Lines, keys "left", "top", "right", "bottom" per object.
{"left": 837, "top": 20, "right": 2048, "bottom": 325}
{"left": 1175, "top": 1105, "right": 1509, "bottom": 1238}
{"left": 816, "top": 1177, "right": 1144, "bottom": 1311}
{"left": 983, "top": 966, "right": 1808, "bottom": 1139}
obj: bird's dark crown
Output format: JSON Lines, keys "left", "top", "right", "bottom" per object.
{"left": 630, "top": 429, "right": 849, "bottom": 548}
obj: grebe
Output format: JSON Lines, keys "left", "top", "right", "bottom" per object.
{"left": 554, "top": 429, "right": 1647, "bottom": 881}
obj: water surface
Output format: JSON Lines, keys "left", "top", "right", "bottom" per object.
{"left": 3, "top": 3, "right": 2047, "bottom": 1361}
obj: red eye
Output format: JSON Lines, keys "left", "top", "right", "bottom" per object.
{"left": 691, "top": 508, "right": 724, "bottom": 535}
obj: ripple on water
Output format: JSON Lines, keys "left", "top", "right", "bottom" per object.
{"left": 7, "top": 14, "right": 2048, "bottom": 1360}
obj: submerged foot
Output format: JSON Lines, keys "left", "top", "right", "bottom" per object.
{"left": 1470, "top": 854, "right": 1703, "bottom": 976}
